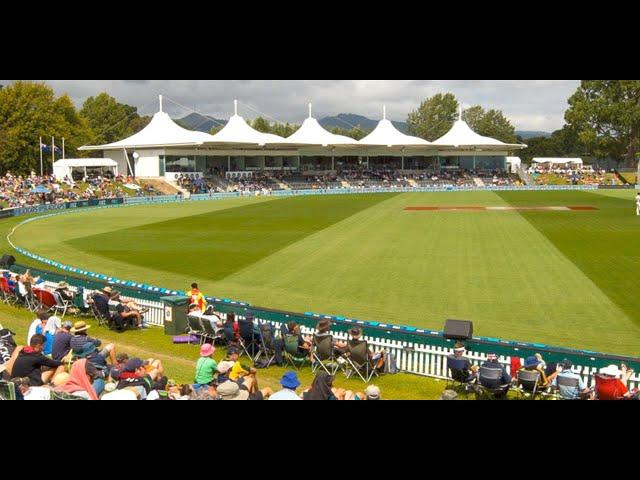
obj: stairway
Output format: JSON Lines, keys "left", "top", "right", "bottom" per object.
{"left": 473, "top": 177, "right": 485, "bottom": 187}
{"left": 407, "top": 179, "right": 418, "bottom": 187}
{"left": 166, "top": 180, "right": 191, "bottom": 198}
{"left": 341, "top": 180, "right": 351, "bottom": 188}
{"left": 516, "top": 166, "right": 534, "bottom": 186}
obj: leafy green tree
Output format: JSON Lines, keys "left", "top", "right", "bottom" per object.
{"left": 271, "top": 122, "right": 299, "bottom": 138}
{"left": 251, "top": 117, "right": 272, "bottom": 133}
{"left": 472, "top": 108, "right": 517, "bottom": 144}
{"left": 329, "top": 126, "right": 368, "bottom": 140}
{"left": 210, "top": 125, "right": 224, "bottom": 135}
{"left": 519, "top": 126, "right": 585, "bottom": 163}
{"left": 407, "top": 93, "right": 458, "bottom": 141}
{"left": 565, "top": 80, "right": 640, "bottom": 165}
{"left": 0, "top": 81, "right": 92, "bottom": 175}
{"left": 80, "top": 92, "right": 147, "bottom": 145}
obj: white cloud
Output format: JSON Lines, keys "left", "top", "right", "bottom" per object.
{"left": 2, "top": 80, "right": 580, "bottom": 131}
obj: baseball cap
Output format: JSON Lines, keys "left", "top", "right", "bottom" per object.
{"left": 364, "top": 385, "right": 381, "bottom": 400}
{"left": 124, "top": 358, "right": 144, "bottom": 372}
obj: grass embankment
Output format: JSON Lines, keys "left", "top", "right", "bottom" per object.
{"left": 0, "top": 303, "right": 452, "bottom": 400}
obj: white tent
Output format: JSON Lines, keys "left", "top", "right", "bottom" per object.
{"left": 276, "top": 104, "right": 360, "bottom": 147}
{"left": 204, "top": 100, "right": 284, "bottom": 147}
{"left": 432, "top": 109, "right": 526, "bottom": 150}
{"left": 532, "top": 157, "right": 583, "bottom": 165}
{"left": 53, "top": 158, "right": 118, "bottom": 179}
{"left": 79, "top": 97, "right": 213, "bottom": 151}
{"left": 359, "top": 106, "right": 431, "bottom": 149}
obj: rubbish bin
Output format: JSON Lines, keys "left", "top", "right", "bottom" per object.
{"left": 160, "top": 296, "right": 190, "bottom": 336}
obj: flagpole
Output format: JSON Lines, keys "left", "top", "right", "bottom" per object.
{"left": 51, "top": 136, "right": 55, "bottom": 173}
{"left": 39, "top": 136, "right": 43, "bottom": 176}
{"left": 62, "top": 137, "right": 65, "bottom": 159}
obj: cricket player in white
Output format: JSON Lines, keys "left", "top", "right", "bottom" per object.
{"left": 636, "top": 192, "right": 640, "bottom": 216}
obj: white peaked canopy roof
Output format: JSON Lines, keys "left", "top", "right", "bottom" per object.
{"left": 277, "top": 104, "right": 360, "bottom": 147}
{"left": 53, "top": 158, "right": 118, "bottom": 168}
{"left": 532, "top": 157, "right": 583, "bottom": 164}
{"left": 359, "top": 106, "right": 431, "bottom": 148}
{"left": 80, "top": 96, "right": 213, "bottom": 151}
{"left": 205, "top": 100, "right": 284, "bottom": 146}
{"left": 432, "top": 108, "right": 525, "bottom": 150}
{"left": 506, "top": 157, "right": 522, "bottom": 164}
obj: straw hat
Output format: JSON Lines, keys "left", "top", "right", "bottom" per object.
{"left": 70, "top": 321, "right": 90, "bottom": 334}
{"left": 58, "top": 281, "right": 69, "bottom": 289}
{"left": 102, "top": 286, "right": 112, "bottom": 294}
{"left": 600, "top": 364, "right": 622, "bottom": 378}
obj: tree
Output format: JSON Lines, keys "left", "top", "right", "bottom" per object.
{"left": 407, "top": 93, "right": 458, "bottom": 141}
{"left": 271, "top": 122, "right": 299, "bottom": 138}
{"left": 565, "top": 80, "right": 640, "bottom": 165}
{"left": 80, "top": 92, "right": 147, "bottom": 145}
{"left": 329, "top": 126, "right": 368, "bottom": 140}
{"left": 519, "top": 126, "right": 585, "bottom": 164}
{"left": 251, "top": 117, "right": 272, "bottom": 134}
{"left": 0, "top": 81, "right": 92, "bottom": 175}
{"left": 468, "top": 108, "right": 517, "bottom": 144}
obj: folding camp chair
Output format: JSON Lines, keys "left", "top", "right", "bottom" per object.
{"left": 52, "top": 291, "right": 72, "bottom": 318}
{"left": 200, "top": 315, "right": 225, "bottom": 345}
{"left": 474, "top": 366, "right": 509, "bottom": 400}
{"left": 445, "top": 355, "right": 478, "bottom": 392}
{"left": 90, "top": 298, "right": 111, "bottom": 328}
{"left": 344, "top": 339, "right": 378, "bottom": 383}
{"left": 0, "top": 380, "right": 16, "bottom": 400}
{"left": 238, "top": 317, "right": 259, "bottom": 358}
{"left": 186, "top": 314, "right": 206, "bottom": 345}
{"left": 254, "top": 323, "right": 277, "bottom": 368}
{"left": 33, "top": 288, "right": 57, "bottom": 313}
{"left": 20, "top": 282, "right": 38, "bottom": 312}
{"left": 553, "top": 374, "right": 587, "bottom": 400}
{"left": 311, "top": 334, "right": 341, "bottom": 376}
{"left": 282, "top": 334, "right": 310, "bottom": 370}
{"left": 0, "top": 277, "right": 17, "bottom": 305}
{"left": 515, "top": 369, "right": 544, "bottom": 400}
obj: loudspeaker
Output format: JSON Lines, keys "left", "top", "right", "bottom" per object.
{"left": 443, "top": 319, "right": 473, "bottom": 340}
{"left": 0, "top": 254, "right": 15, "bottom": 268}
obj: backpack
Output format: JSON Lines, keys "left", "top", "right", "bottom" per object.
{"left": 384, "top": 352, "right": 399, "bottom": 374}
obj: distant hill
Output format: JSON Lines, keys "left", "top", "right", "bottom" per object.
{"left": 177, "top": 112, "right": 226, "bottom": 132}
{"left": 319, "top": 113, "right": 408, "bottom": 134}
{"left": 515, "top": 131, "right": 552, "bottom": 139}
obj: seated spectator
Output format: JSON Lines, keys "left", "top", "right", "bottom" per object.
{"left": 10, "top": 334, "right": 65, "bottom": 386}
{"left": 269, "top": 371, "right": 302, "bottom": 400}
{"left": 217, "top": 379, "right": 272, "bottom": 400}
{"left": 54, "top": 359, "right": 100, "bottom": 400}
{"left": 194, "top": 344, "right": 218, "bottom": 387}
{"left": 108, "top": 353, "right": 129, "bottom": 381}
{"left": 26, "top": 310, "right": 49, "bottom": 346}
{"left": 316, "top": 319, "right": 347, "bottom": 356}
{"left": 302, "top": 372, "right": 337, "bottom": 400}
{"left": 222, "top": 313, "right": 239, "bottom": 342}
{"left": 596, "top": 364, "right": 635, "bottom": 400}
{"left": 349, "top": 328, "right": 385, "bottom": 370}
{"left": 215, "top": 360, "right": 235, "bottom": 384}
{"left": 284, "top": 322, "right": 311, "bottom": 357}
{"left": 446, "top": 342, "right": 478, "bottom": 383}
{"left": 90, "top": 287, "right": 112, "bottom": 322}
{"left": 70, "top": 321, "right": 116, "bottom": 364}
{"left": 552, "top": 359, "right": 592, "bottom": 400}
{"left": 55, "top": 281, "right": 75, "bottom": 303}
{"left": 116, "top": 357, "right": 165, "bottom": 400}
{"left": 227, "top": 347, "right": 254, "bottom": 381}
{"left": 114, "top": 299, "right": 145, "bottom": 329}
{"left": 51, "top": 321, "right": 73, "bottom": 361}
{"left": 479, "top": 352, "right": 512, "bottom": 399}
{"left": 364, "top": 384, "right": 381, "bottom": 400}
{"left": 520, "top": 354, "right": 558, "bottom": 389}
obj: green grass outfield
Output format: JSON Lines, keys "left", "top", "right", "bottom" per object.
{"left": 4, "top": 189, "right": 640, "bottom": 356}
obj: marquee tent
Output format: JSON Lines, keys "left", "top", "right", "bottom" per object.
{"left": 359, "top": 106, "right": 431, "bottom": 149}
{"left": 205, "top": 100, "right": 284, "bottom": 146}
{"left": 53, "top": 158, "right": 118, "bottom": 179}
{"left": 432, "top": 109, "right": 526, "bottom": 151}
{"left": 275, "top": 104, "right": 359, "bottom": 147}
{"left": 532, "top": 158, "right": 583, "bottom": 164}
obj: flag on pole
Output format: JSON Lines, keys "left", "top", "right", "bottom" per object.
{"left": 40, "top": 142, "right": 51, "bottom": 153}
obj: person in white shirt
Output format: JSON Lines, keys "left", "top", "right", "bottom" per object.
{"left": 269, "top": 371, "right": 302, "bottom": 400}
{"left": 636, "top": 192, "right": 640, "bottom": 216}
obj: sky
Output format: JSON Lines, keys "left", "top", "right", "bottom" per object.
{"left": 5, "top": 80, "right": 580, "bottom": 132}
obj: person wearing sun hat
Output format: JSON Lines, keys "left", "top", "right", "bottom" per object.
{"left": 595, "top": 363, "right": 635, "bottom": 400}
{"left": 269, "top": 371, "right": 302, "bottom": 400}
{"left": 55, "top": 280, "right": 75, "bottom": 303}
{"left": 194, "top": 343, "right": 218, "bottom": 387}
